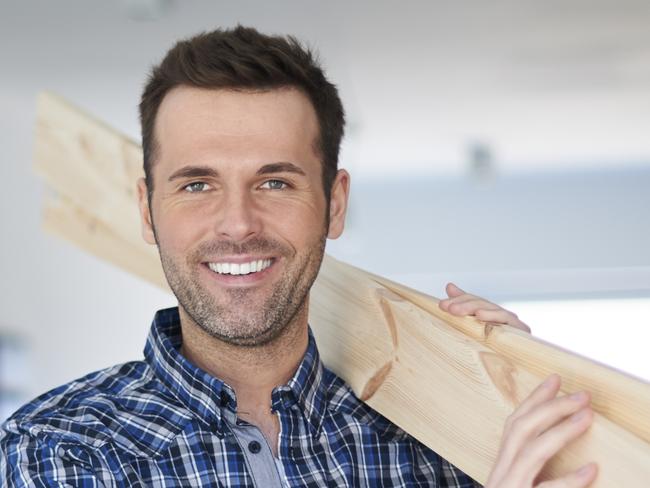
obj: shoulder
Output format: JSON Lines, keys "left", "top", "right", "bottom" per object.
{"left": 320, "top": 367, "right": 482, "bottom": 487}
{"left": 321, "top": 365, "right": 418, "bottom": 444}
{"left": 1, "top": 360, "right": 192, "bottom": 458}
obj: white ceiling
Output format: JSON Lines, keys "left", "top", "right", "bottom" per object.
{"left": 2, "top": 0, "right": 650, "bottom": 177}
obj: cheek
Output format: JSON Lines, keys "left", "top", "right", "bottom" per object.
{"left": 263, "top": 190, "right": 326, "bottom": 221}
{"left": 253, "top": 210, "right": 322, "bottom": 261}
{"left": 155, "top": 206, "right": 210, "bottom": 254}
{"left": 263, "top": 198, "right": 326, "bottom": 234}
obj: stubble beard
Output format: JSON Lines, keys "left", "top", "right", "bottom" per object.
{"left": 158, "top": 231, "right": 327, "bottom": 348}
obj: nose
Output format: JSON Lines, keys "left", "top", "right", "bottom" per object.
{"left": 213, "top": 189, "right": 262, "bottom": 242}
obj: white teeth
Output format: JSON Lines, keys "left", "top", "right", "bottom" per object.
{"left": 208, "top": 259, "right": 273, "bottom": 276}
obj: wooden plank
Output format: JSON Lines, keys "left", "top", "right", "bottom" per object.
{"left": 34, "top": 91, "right": 145, "bottom": 250}
{"left": 310, "top": 258, "right": 650, "bottom": 484}
{"left": 34, "top": 92, "right": 650, "bottom": 486}
{"left": 42, "top": 192, "right": 167, "bottom": 290}
{"left": 367, "top": 270, "right": 650, "bottom": 443}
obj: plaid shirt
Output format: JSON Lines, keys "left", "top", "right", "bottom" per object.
{"left": 1, "top": 307, "right": 481, "bottom": 487}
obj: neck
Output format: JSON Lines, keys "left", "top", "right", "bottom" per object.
{"left": 178, "top": 300, "right": 310, "bottom": 418}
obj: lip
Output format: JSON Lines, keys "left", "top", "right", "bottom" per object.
{"left": 200, "top": 257, "right": 279, "bottom": 287}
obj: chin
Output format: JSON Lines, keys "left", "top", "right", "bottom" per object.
{"left": 200, "top": 319, "right": 291, "bottom": 349}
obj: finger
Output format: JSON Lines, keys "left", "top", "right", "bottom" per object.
{"left": 445, "top": 282, "right": 466, "bottom": 298}
{"left": 442, "top": 294, "right": 482, "bottom": 307}
{"left": 505, "top": 391, "right": 591, "bottom": 461}
{"left": 536, "top": 463, "right": 598, "bottom": 488}
{"left": 491, "top": 376, "right": 562, "bottom": 472}
{"left": 439, "top": 294, "right": 476, "bottom": 311}
{"left": 439, "top": 294, "right": 492, "bottom": 313}
{"left": 508, "top": 375, "right": 562, "bottom": 425}
{"left": 446, "top": 299, "right": 501, "bottom": 316}
{"left": 512, "top": 407, "right": 594, "bottom": 483}
{"left": 475, "top": 309, "right": 532, "bottom": 332}
{"left": 440, "top": 291, "right": 499, "bottom": 312}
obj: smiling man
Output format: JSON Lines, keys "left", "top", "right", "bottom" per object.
{"left": 0, "top": 26, "right": 597, "bottom": 487}
{"left": 143, "top": 84, "right": 343, "bottom": 456}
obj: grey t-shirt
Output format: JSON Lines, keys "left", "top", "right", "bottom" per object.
{"left": 222, "top": 407, "right": 287, "bottom": 487}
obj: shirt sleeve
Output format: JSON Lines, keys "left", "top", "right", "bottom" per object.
{"left": 440, "top": 456, "right": 483, "bottom": 488}
{"left": 0, "top": 426, "right": 105, "bottom": 488}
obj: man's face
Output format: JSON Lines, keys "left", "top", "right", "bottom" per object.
{"left": 137, "top": 86, "right": 349, "bottom": 347}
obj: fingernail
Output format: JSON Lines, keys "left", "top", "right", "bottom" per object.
{"left": 570, "top": 391, "right": 586, "bottom": 402}
{"left": 572, "top": 409, "right": 587, "bottom": 422}
{"left": 543, "top": 375, "right": 558, "bottom": 388}
{"left": 578, "top": 464, "right": 594, "bottom": 477}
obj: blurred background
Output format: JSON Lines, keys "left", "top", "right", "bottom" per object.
{"left": 1, "top": 0, "right": 649, "bottom": 420}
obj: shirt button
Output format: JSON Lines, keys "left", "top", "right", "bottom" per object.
{"left": 248, "top": 440, "right": 261, "bottom": 454}
{"left": 219, "top": 390, "right": 230, "bottom": 407}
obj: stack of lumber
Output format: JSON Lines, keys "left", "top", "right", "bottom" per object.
{"left": 34, "top": 91, "right": 650, "bottom": 486}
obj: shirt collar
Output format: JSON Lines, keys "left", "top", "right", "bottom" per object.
{"left": 144, "top": 307, "right": 329, "bottom": 438}
{"left": 143, "top": 307, "right": 233, "bottom": 435}
{"left": 271, "top": 325, "right": 328, "bottom": 437}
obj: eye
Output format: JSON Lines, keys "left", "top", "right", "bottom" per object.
{"left": 184, "top": 181, "right": 210, "bottom": 193}
{"left": 260, "top": 179, "right": 288, "bottom": 190}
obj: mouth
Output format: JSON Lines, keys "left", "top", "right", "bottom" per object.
{"left": 206, "top": 258, "right": 274, "bottom": 276}
{"left": 200, "top": 257, "right": 278, "bottom": 286}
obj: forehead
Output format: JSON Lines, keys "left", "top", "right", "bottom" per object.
{"left": 153, "top": 85, "right": 320, "bottom": 171}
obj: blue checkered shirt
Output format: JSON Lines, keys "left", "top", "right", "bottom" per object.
{"left": 1, "top": 307, "right": 481, "bottom": 487}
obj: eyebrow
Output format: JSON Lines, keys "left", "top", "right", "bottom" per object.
{"left": 167, "top": 166, "right": 219, "bottom": 182}
{"left": 167, "top": 162, "right": 307, "bottom": 182}
{"left": 255, "top": 162, "right": 307, "bottom": 177}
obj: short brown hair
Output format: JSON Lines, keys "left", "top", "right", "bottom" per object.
{"left": 139, "top": 25, "right": 345, "bottom": 203}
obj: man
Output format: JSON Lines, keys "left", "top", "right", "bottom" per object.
{"left": 0, "top": 26, "right": 596, "bottom": 487}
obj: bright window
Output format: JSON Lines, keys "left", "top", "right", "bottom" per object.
{"left": 502, "top": 297, "right": 650, "bottom": 382}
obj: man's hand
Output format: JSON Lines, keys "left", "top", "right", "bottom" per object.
{"left": 439, "top": 284, "right": 598, "bottom": 485}
{"left": 438, "top": 282, "right": 532, "bottom": 333}
{"left": 485, "top": 374, "right": 598, "bottom": 487}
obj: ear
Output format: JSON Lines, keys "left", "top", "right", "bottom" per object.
{"left": 327, "top": 169, "right": 350, "bottom": 239}
{"left": 136, "top": 178, "right": 157, "bottom": 245}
